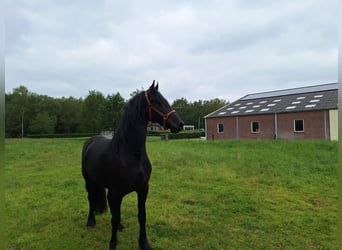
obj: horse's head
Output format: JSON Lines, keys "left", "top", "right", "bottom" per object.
{"left": 145, "top": 81, "right": 184, "bottom": 133}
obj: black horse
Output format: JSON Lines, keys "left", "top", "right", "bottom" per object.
{"left": 82, "top": 81, "right": 184, "bottom": 250}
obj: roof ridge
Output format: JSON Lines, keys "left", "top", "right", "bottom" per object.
{"left": 241, "top": 82, "right": 338, "bottom": 100}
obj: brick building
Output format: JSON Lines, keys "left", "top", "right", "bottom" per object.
{"left": 205, "top": 83, "right": 338, "bottom": 141}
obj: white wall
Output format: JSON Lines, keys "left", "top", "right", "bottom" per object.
{"left": 329, "top": 109, "right": 338, "bottom": 141}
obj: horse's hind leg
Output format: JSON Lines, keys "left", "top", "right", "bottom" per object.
{"left": 85, "top": 180, "right": 96, "bottom": 227}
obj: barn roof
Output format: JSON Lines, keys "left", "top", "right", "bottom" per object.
{"left": 205, "top": 82, "right": 338, "bottom": 118}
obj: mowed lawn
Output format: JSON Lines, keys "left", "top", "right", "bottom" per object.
{"left": 5, "top": 138, "right": 338, "bottom": 249}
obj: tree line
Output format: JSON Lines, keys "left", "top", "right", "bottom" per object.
{"left": 5, "top": 85, "right": 228, "bottom": 137}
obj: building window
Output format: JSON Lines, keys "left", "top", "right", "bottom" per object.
{"left": 251, "top": 121, "right": 260, "bottom": 133}
{"left": 217, "top": 123, "right": 224, "bottom": 133}
{"left": 294, "top": 119, "right": 304, "bottom": 132}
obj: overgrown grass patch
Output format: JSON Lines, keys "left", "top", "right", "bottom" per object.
{"left": 5, "top": 138, "right": 338, "bottom": 249}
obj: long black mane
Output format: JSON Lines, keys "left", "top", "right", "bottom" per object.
{"left": 112, "top": 92, "right": 148, "bottom": 154}
{"left": 115, "top": 92, "right": 147, "bottom": 138}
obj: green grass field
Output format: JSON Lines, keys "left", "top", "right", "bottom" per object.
{"left": 5, "top": 138, "right": 338, "bottom": 249}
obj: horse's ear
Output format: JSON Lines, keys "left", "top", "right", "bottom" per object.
{"left": 150, "top": 80, "right": 156, "bottom": 90}
{"left": 156, "top": 81, "right": 159, "bottom": 91}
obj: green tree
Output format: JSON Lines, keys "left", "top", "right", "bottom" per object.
{"left": 102, "top": 93, "right": 126, "bottom": 132}
{"left": 5, "top": 86, "right": 29, "bottom": 137}
{"left": 5, "top": 85, "right": 229, "bottom": 136}
{"left": 81, "top": 90, "right": 106, "bottom": 133}
{"left": 172, "top": 98, "right": 189, "bottom": 125}
{"left": 27, "top": 93, "right": 61, "bottom": 134}
{"left": 29, "top": 111, "right": 56, "bottom": 134}
{"left": 172, "top": 98, "right": 228, "bottom": 130}
{"left": 56, "top": 97, "right": 82, "bottom": 133}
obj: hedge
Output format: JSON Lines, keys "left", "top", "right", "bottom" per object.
{"left": 168, "top": 131, "right": 205, "bottom": 140}
{"left": 25, "top": 131, "right": 205, "bottom": 140}
{"left": 146, "top": 130, "right": 169, "bottom": 137}
{"left": 26, "top": 133, "right": 95, "bottom": 139}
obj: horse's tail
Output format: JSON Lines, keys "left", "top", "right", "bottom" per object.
{"left": 87, "top": 180, "right": 108, "bottom": 215}
{"left": 82, "top": 138, "right": 107, "bottom": 215}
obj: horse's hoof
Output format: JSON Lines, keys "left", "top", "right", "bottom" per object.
{"left": 86, "top": 221, "right": 96, "bottom": 228}
{"left": 109, "top": 241, "right": 116, "bottom": 250}
{"left": 117, "top": 223, "right": 124, "bottom": 232}
{"left": 139, "top": 238, "right": 152, "bottom": 250}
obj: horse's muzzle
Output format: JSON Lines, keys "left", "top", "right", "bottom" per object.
{"left": 168, "top": 113, "right": 184, "bottom": 133}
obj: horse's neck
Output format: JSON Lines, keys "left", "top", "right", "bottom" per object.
{"left": 112, "top": 108, "right": 148, "bottom": 154}
{"left": 123, "top": 122, "right": 147, "bottom": 147}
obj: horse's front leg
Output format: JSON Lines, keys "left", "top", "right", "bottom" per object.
{"left": 137, "top": 185, "right": 152, "bottom": 250}
{"left": 107, "top": 189, "right": 123, "bottom": 250}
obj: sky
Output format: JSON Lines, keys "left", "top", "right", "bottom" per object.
{"left": 5, "top": 0, "right": 338, "bottom": 103}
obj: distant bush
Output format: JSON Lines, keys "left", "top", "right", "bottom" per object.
{"left": 27, "top": 133, "right": 95, "bottom": 139}
{"left": 25, "top": 131, "right": 205, "bottom": 139}
{"left": 146, "top": 130, "right": 169, "bottom": 137}
{"left": 147, "top": 130, "right": 204, "bottom": 140}
{"left": 168, "top": 131, "right": 205, "bottom": 140}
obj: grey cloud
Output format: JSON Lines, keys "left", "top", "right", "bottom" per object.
{"left": 4, "top": 0, "right": 338, "bottom": 102}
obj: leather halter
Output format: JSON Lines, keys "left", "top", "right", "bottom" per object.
{"left": 144, "top": 91, "right": 176, "bottom": 129}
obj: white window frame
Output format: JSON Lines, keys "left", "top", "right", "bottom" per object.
{"left": 251, "top": 121, "right": 260, "bottom": 133}
{"left": 217, "top": 123, "right": 224, "bottom": 134}
{"left": 294, "top": 119, "right": 304, "bottom": 132}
